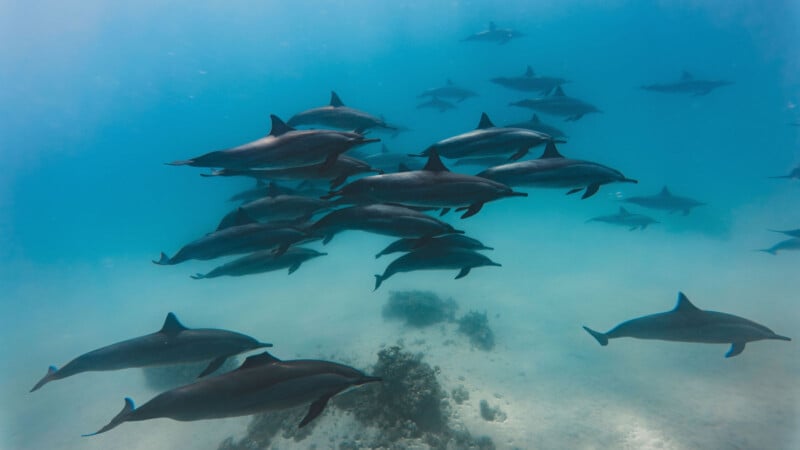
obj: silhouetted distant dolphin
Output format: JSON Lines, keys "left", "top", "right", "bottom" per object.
{"left": 510, "top": 86, "right": 601, "bottom": 122}
{"left": 768, "top": 165, "right": 800, "bottom": 180}
{"left": 417, "top": 96, "right": 457, "bottom": 112}
{"left": 623, "top": 186, "right": 705, "bottom": 215}
{"left": 417, "top": 79, "right": 478, "bottom": 102}
{"left": 461, "top": 22, "right": 524, "bottom": 44}
{"left": 587, "top": 207, "right": 659, "bottom": 231}
{"left": 84, "top": 352, "right": 380, "bottom": 435}
{"left": 31, "top": 314, "right": 271, "bottom": 392}
{"left": 641, "top": 71, "right": 732, "bottom": 96}
{"left": 583, "top": 292, "right": 790, "bottom": 357}
{"left": 759, "top": 237, "right": 800, "bottom": 255}
{"left": 491, "top": 66, "right": 567, "bottom": 94}
{"left": 287, "top": 91, "right": 395, "bottom": 131}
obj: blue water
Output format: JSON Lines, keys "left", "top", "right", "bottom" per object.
{"left": 2, "top": 1, "right": 799, "bottom": 449}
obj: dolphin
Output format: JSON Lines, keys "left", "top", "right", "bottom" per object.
{"left": 309, "top": 204, "right": 463, "bottom": 245}
{"left": 417, "top": 97, "right": 457, "bottom": 112}
{"left": 153, "top": 214, "right": 312, "bottom": 265}
{"left": 352, "top": 144, "right": 424, "bottom": 173}
{"left": 768, "top": 228, "right": 800, "bottom": 238}
{"left": 375, "top": 234, "right": 492, "bottom": 259}
{"left": 490, "top": 66, "right": 568, "bottom": 94}
{"left": 31, "top": 313, "right": 271, "bottom": 392}
{"left": 167, "top": 115, "right": 379, "bottom": 170}
{"left": 461, "top": 21, "right": 525, "bottom": 45}
{"left": 768, "top": 165, "right": 800, "bottom": 180}
{"left": 758, "top": 237, "right": 800, "bottom": 255}
{"left": 417, "top": 79, "right": 478, "bottom": 103}
{"left": 510, "top": 86, "right": 601, "bottom": 122}
{"left": 583, "top": 292, "right": 791, "bottom": 357}
{"left": 227, "top": 180, "right": 300, "bottom": 204}
{"left": 587, "top": 207, "right": 659, "bottom": 231}
{"left": 323, "top": 150, "right": 527, "bottom": 219}
{"left": 374, "top": 247, "right": 501, "bottom": 290}
{"left": 286, "top": 91, "right": 396, "bottom": 132}
{"left": 623, "top": 186, "right": 705, "bottom": 215}
{"left": 641, "top": 72, "right": 732, "bottom": 96}
{"left": 84, "top": 351, "right": 381, "bottom": 435}
{"left": 415, "top": 112, "right": 560, "bottom": 161}
{"left": 477, "top": 142, "right": 637, "bottom": 199}
{"left": 204, "top": 155, "right": 381, "bottom": 190}
{"left": 215, "top": 194, "right": 332, "bottom": 231}
{"left": 191, "top": 247, "right": 327, "bottom": 279}
{"left": 505, "top": 113, "right": 567, "bottom": 140}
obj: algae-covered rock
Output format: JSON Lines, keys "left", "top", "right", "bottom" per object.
{"left": 382, "top": 290, "right": 458, "bottom": 328}
{"left": 457, "top": 311, "right": 495, "bottom": 351}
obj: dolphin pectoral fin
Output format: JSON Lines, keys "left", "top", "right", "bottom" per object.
{"left": 509, "top": 148, "right": 528, "bottom": 161}
{"left": 566, "top": 188, "right": 582, "bottom": 195}
{"left": 582, "top": 326, "right": 609, "bottom": 346}
{"left": 373, "top": 274, "right": 384, "bottom": 291}
{"left": 581, "top": 184, "right": 600, "bottom": 199}
{"left": 455, "top": 267, "right": 471, "bottom": 279}
{"left": 460, "top": 203, "right": 484, "bottom": 219}
{"left": 288, "top": 262, "right": 302, "bottom": 274}
{"left": 30, "top": 366, "right": 58, "bottom": 392}
{"left": 725, "top": 342, "right": 746, "bottom": 358}
{"left": 83, "top": 398, "right": 135, "bottom": 437}
{"left": 273, "top": 243, "right": 290, "bottom": 257}
{"left": 322, "top": 234, "right": 334, "bottom": 245}
{"left": 198, "top": 356, "right": 228, "bottom": 378}
{"left": 299, "top": 394, "right": 332, "bottom": 428}
{"left": 439, "top": 207, "right": 451, "bottom": 216}
{"left": 329, "top": 175, "right": 348, "bottom": 190}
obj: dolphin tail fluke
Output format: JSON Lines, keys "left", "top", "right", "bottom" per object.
{"left": 164, "top": 159, "right": 194, "bottom": 166}
{"left": 83, "top": 398, "right": 135, "bottom": 437}
{"left": 582, "top": 326, "right": 609, "bottom": 346}
{"left": 30, "top": 366, "right": 58, "bottom": 392}
{"left": 152, "top": 252, "right": 172, "bottom": 265}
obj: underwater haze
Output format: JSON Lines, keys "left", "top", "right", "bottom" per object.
{"left": 2, "top": 0, "right": 799, "bottom": 449}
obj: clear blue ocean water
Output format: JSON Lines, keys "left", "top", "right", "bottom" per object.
{"left": 1, "top": 1, "right": 798, "bottom": 449}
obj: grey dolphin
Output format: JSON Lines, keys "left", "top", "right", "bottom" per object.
{"left": 417, "top": 96, "right": 457, "bottom": 112}
{"left": 415, "top": 112, "right": 560, "bottom": 161}
{"left": 309, "top": 204, "right": 463, "bottom": 245}
{"left": 583, "top": 292, "right": 790, "bottom": 357}
{"left": 287, "top": 91, "right": 395, "bottom": 132}
{"left": 375, "top": 234, "right": 492, "bottom": 259}
{"left": 216, "top": 194, "right": 332, "bottom": 231}
{"left": 204, "top": 155, "right": 381, "bottom": 190}
{"left": 768, "top": 228, "right": 800, "bottom": 238}
{"left": 374, "top": 247, "right": 501, "bottom": 290}
{"left": 417, "top": 79, "right": 478, "bottom": 103}
{"left": 768, "top": 165, "right": 800, "bottom": 180}
{"left": 505, "top": 113, "right": 567, "bottom": 140}
{"left": 191, "top": 247, "right": 327, "bottom": 279}
{"left": 461, "top": 21, "right": 525, "bottom": 45}
{"left": 227, "top": 180, "right": 300, "bottom": 204}
{"left": 322, "top": 149, "right": 527, "bottom": 219}
{"left": 153, "top": 214, "right": 312, "bottom": 265}
{"left": 354, "top": 144, "right": 424, "bottom": 173}
{"left": 623, "top": 186, "right": 705, "bottom": 215}
{"left": 510, "top": 86, "right": 601, "bottom": 122}
{"left": 31, "top": 313, "right": 271, "bottom": 392}
{"left": 641, "top": 72, "right": 732, "bottom": 96}
{"left": 84, "top": 352, "right": 381, "bottom": 435}
{"left": 587, "top": 207, "right": 659, "bottom": 231}
{"left": 759, "top": 237, "right": 800, "bottom": 255}
{"left": 167, "top": 115, "right": 379, "bottom": 170}
{"left": 477, "top": 142, "right": 637, "bottom": 199}
{"left": 491, "top": 66, "right": 568, "bottom": 94}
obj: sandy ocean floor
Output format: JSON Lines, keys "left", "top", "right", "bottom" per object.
{"left": 2, "top": 188, "right": 799, "bottom": 450}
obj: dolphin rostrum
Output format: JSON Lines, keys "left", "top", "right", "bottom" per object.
{"left": 623, "top": 186, "right": 705, "bottom": 215}
{"left": 768, "top": 165, "right": 800, "bottom": 180}
{"left": 510, "top": 86, "right": 601, "bottom": 122}
{"left": 583, "top": 292, "right": 790, "bottom": 357}
{"left": 641, "top": 72, "right": 732, "bottom": 96}
{"left": 191, "top": 247, "right": 327, "bottom": 279}
{"left": 31, "top": 313, "right": 271, "bottom": 392}
{"left": 84, "top": 351, "right": 381, "bottom": 435}
{"left": 287, "top": 91, "right": 396, "bottom": 132}
{"left": 374, "top": 247, "right": 501, "bottom": 290}
{"left": 490, "top": 66, "right": 567, "bottom": 94}
{"left": 587, "top": 207, "right": 659, "bottom": 231}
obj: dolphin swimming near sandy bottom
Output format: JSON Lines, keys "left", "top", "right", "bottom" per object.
{"left": 622, "top": 186, "right": 705, "bottom": 215}
{"left": 374, "top": 247, "right": 501, "bottom": 290}
{"left": 758, "top": 237, "right": 800, "bottom": 255}
{"left": 287, "top": 91, "right": 395, "bottom": 132}
{"left": 587, "top": 207, "right": 659, "bottom": 231}
{"left": 509, "top": 86, "right": 600, "bottom": 122}
{"left": 84, "top": 352, "right": 381, "bottom": 435}
{"left": 582, "top": 292, "right": 790, "bottom": 357}
{"left": 375, "top": 233, "right": 493, "bottom": 258}
{"left": 191, "top": 247, "right": 327, "bottom": 279}
{"left": 641, "top": 71, "right": 732, "bottom": 96}
{"left": 31, "top": 314, "right": 271, "bottom": 392}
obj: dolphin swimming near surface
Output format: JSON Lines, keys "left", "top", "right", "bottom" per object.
{"left": 309, "top": 204, "right": 462, "bottom": 245}
{"left": 417, "top": 79, "right": 478, "bottom": 103}
{"left": 641, "top": 71, "right": 732, "bottom": 96}
{"left": 323, "top": 149, "right": 527, "bottom": 218}
{"left": 31, "top": 313, "right": 271, "bottom": 392}
{"left": 758, "top": 237, "right": 800, "bottom": 255}
{"left": 167, "top": 115, "right": 379, "bottom": 170}
{"left": 510, "top": 86, "right": 601, "bottom": 122}
{"left": 415, "top": 112, "right": 559, "bottom": 161}
{"left": 287, "top": 91, "right": 396, "bottom": 132}
{"left": 505, "top": 113, "right": 567, "bottom": 140}
{"left": 582, "top": 292, "right": 790, "bottom": 357}
{"left": 491, "top": 66, "right": 568, "bottom": 94}
{"left": 587, "top": 207, "right": 659, "bottom": 231}
{"left": 416, "top": 96, "right": 457, "bottom": 112}
{"left": 374, "top": 247, "right": 501, "bottom": 290}
{"left": 623, "top": 186, "right": 705, "bottom": 215}
{"left": 477, "top": 142, "right": 637, "bottom": 199}
{"left": 375, "top": 234, "right": 492, "bottom": 259}
{"left": 461, "top": 21, "right": 524, "bottom": 44}
{"left": 191, "top": 247, "right": 327, "bottom": 279}
{"left": 84, "top": 351, "right": 381, "bottom": 435}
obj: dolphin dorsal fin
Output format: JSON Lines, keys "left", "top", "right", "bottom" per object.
{"left": 673, "top": 292, "right": 701, "bottom": 313}
{"left": 476, "top": 112, "right": 495, "bottom": 129}
{"left": 552, "top": 86, "right": 565, "bottom": 97}
{"left": 489, "top": 21, "right": 497, "bottom": 31}
{"left": 381, "top": 143, "right": 389, "bottom": 154}
{"left": 659, "top": 186, "right": 672, "bottom": 197}
{"left": 423, "top": 149, "right": 450, "bottom": 172}
{"left": 267, "top": 181, "right": 282, "bottom": 197}
{"left": 525, "top": 66, "right": 534, "bottom": 77}
{"left": 160, "top": 313, "right": 187, "bottom": 335}
{"left": 619, "top": 207, "right": 630, "bottom": 216}
{"left": 530, "top": 113, "right": 540, "bottom": 123}
{"left": 330, "top": 91, "right": 345, "bottom": 107}
{"left": 540, "top": 142, "right": 564, "bottom": 159}
{"left": 681, "top": 71, "right": 693, "bottom": 81}
{"left": 236, "top": 351, "right": 281, "bottom": 371}
{"left": 269, "top": 115, "right": 295, "bottom": 137}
